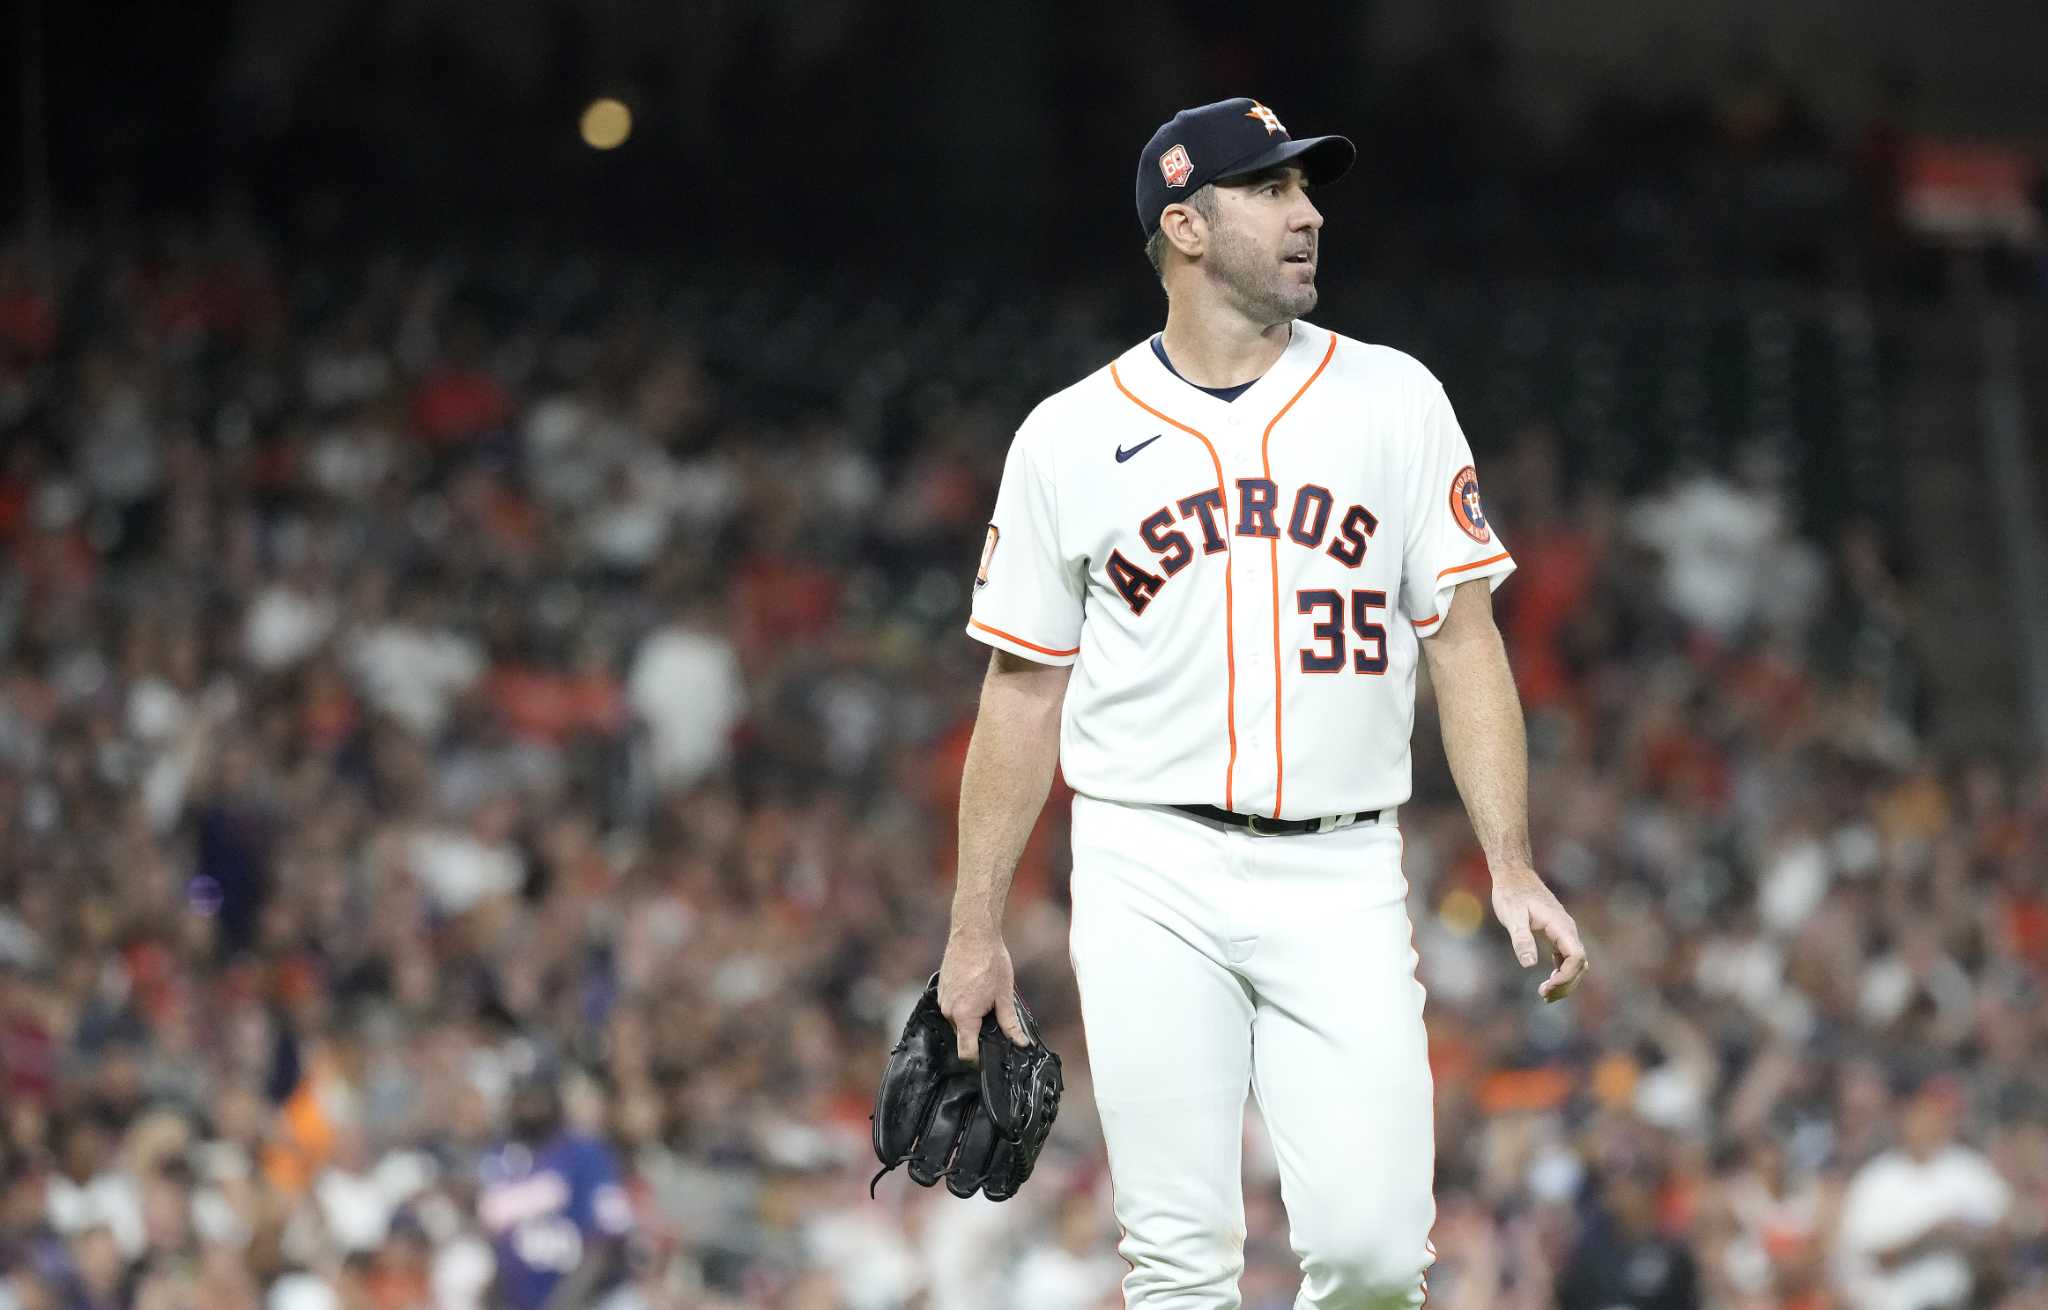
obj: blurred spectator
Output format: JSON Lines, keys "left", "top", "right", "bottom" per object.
{"left": 1006, "top": 1191, "right": 1124, "bottom": 1308}
{"left": 44, "top": 1114, "right": 144, "bottom": 1260}
{"left": 1627, "top": 446, "right": 1824, "bottom": 642}
{"left": 345, "top": 579, "right": 486, "bottom": 740}
{"left": 1834, "top": 1078, "right": 2010, "bottom": 1308}
{"left": 475, "top": 1063, "right": 633, "bottom": 1310}
{"left": 0, "top": 220, "right": 2038, "bottom": 1310}
{"left": 1711, "top": 1135, "right": 1837, "bottom": 1304}
{"left": 1556, "top": 1159, "right": 1701, "bottom": 1309}
{"left": 627, "top": 601, "right": 744, "bottom": 794}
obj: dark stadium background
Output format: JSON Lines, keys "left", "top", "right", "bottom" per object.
{"left": 3, "top": 3, "right": 2048, "bottom": 1308}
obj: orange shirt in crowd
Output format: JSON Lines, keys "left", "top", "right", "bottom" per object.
{"left": 1502, "top": 523, "right": 1599, "bottom": 709}
{"left": 411, "top": 370, "right": 513, "bottom": 444}
{"left": 733, "top": 556, "right": 841, "bottom": 659}
{"left": 924, "top": 713, "right": 1071, "bottom": 904}
{"left": 486, "top": 667, "right": 626, "bottom": 744}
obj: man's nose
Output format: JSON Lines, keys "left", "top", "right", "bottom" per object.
{"left": 1293, "top": 195, "right": 1323, "bottom": 231}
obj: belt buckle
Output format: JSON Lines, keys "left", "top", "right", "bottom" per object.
{"left": 1245, "top": 814, "right": 1274, "bottom": 837}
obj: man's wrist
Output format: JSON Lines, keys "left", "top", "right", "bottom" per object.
{"left": 948, "top": 901, "right": 1003, "bottom": 941}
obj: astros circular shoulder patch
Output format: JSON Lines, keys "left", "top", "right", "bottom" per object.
{"left": 1449, "top": 466, "right": 1490, "bottom": 543}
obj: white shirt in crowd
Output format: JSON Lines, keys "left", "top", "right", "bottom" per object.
{"left": 1835, "top": 1144, "right": 2009, "bottom": 1309}
{"left": 627, "top": 623, "right": 743, "bottom": 790}
{"left": 407, "top": 827, "right": 526, "bottom": 914}
{"left": 348, "top": 623, "right": 485, "bottom": 738}
{"left": 244, "top": 582, "right": 337, "bottom": 671}
{"left": 1628, "top": 472, "right": 1822, "bottom": 638}
{"left": 46, "top": 1170, "right": 147, "bottom": 1257}
{"left": 1008, "top": 1243, "right": 1126, "bottom": 1309}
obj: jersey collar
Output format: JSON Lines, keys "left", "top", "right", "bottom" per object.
{"left": 1122, "top": 321, "right": 1321, "bottom": 427}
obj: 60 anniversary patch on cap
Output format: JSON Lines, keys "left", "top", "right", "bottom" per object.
{"left": 1159, "top": 144, "right": 1194, "bottom": 188}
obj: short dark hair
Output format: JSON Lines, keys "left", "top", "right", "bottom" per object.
{"left": 1144, "top": 184, "right": 1218, "bottom": 284}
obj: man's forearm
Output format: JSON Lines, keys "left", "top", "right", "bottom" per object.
{"left": 952, "top": 655, "right": 1067, "bottom": 935}
{"left": 1426, "top": 582, "right": 1586, "bottom": 998}
{"left": 1426, "top": 613, "right": 1533, "bottom": 871}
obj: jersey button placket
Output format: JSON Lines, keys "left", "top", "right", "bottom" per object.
{"left": 1233, "top": 519, "right": 1276, "bottom": 818}
{"left": 1239, "top": 430, "right": 1282, "bottom": 821}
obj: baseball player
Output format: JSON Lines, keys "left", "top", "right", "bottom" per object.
{"left": 938, "top": 97, "right": 1589, "bottom": 1308}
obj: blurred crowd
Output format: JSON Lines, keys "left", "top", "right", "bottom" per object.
{"left": 0, "top": 222, "right": 2044, "bottom": 1310}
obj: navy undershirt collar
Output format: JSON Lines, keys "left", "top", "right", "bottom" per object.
{"left": 1150, "top": 335, "right": 1258, "bottom": 403}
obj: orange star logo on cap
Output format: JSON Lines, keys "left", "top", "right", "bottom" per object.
{"left": 1245, "top": 102, "right": 1286, "bottom": 135}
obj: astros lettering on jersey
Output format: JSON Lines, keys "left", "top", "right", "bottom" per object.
{"left": 967, "top": 322, "right": 1513, "bottom": 821}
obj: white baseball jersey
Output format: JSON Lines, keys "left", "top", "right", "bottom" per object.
{"left": 967, "top": 321, "right": 1513, "bottom": 820}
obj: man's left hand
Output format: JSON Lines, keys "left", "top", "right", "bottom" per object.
{"left": 1489, "top": 866, "right": 1588, "bottom": 1002}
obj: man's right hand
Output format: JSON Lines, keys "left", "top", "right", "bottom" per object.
{"left": 938, "top": 927, "right": 1031, "bottom": 1066}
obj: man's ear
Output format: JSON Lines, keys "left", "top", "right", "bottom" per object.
{"left": 1159, "top": 203, "right": 1206, "bottom": 260}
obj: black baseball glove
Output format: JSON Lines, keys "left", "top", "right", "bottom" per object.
{"left": 869, "top": 972, "right": 1063, "bottom": 1202}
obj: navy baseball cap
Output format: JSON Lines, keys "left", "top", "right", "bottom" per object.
{"left": 1136, "top": 97, "right": 1356, "bottom": 236}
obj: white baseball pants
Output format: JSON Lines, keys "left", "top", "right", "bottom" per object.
{"left": 1067, "top": 793, "right": 1435, "bottom": 1310}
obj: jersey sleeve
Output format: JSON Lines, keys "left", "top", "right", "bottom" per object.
{"left": 1398, "top": 378, "right": 1515, "bottom": 633}
{"left": 966, "top": 422, "right": 1086, "bottom": 665}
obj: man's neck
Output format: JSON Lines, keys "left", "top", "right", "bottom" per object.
{"left": 1158, "top": 301, "right": 1293, "bottom": 390}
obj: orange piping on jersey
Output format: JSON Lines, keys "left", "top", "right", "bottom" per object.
{"left": 1436, "top": 550, "right": 1512, "bottom": 582}
{"left": 1412, "top": 555, "right": 1509, "bottom": 634}
{"left": 1109, "top": 361, "right": 1238, "bottom": 810}
{"left": 1257, "top": 332, "right": 1337, "bottom": 819}
{"left": 968, "top": 619, "right": 1080, "bottom": 658}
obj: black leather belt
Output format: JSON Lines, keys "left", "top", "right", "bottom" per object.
{"left": 1171, "top": 803, "right": 1396, "bottom": 836}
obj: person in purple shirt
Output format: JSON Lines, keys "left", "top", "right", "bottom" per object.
{"left": 476, "top": 1065, "right": 633, "bottom": 1310}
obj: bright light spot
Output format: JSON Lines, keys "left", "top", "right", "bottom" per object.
{"left": 1439, "top": 888, "right": 1484, "bottom": 938}
{"left": 580, "top": 99, "right": 633, "bottom": 151}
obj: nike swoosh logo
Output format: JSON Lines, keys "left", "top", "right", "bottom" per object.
{"left": 1116, "top": 434, "right": 1163, "bottom": 463}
